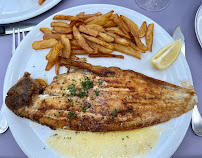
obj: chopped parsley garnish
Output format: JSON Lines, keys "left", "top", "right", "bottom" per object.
{"left": 53, "top": 134, "right": 58, "bottom": 136}
{"left": 72, "top": 79, "right": 76, "bottom": 82}
{"left": 62, "top": 82, "right": 64, "bottom": 84}
{"left": 62, "top": 93, "right": 65, "bottom": 96}
{"left": 67, "top": 84, "right": 77, "bottom": 95}
{"left": 68, "top": 98, "right": 73, "bottom": 102}
{"left": 115, "top": 109, "right": 119, "bottom": 113}
{"left": 94, "top": 90, "right": 100, "bottom": 96}
{"left": 68, "top": 111, "right": 77, "bottom": 120}
{"left": 81, "top": 76, "right": 94, "bottom": 91}
{"left": 97, "top": 80, "right": 103, "bottom": 85}
{"left": 126, "top": 136, "right": 129, "bottom": 138}
{"left": 81, "top": 103, "right": 91, "bottom": 113}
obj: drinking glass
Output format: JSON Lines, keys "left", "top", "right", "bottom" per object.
{"left": 136, "top": 0, "right": 170, "bottom": 11}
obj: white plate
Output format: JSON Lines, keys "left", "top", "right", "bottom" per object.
{"left": 195, "top": 4, "right": 202, "bottom": 47}
{"left": 0, "top": 0, "right": 61, "bottom": 24}
{"left": 3, "top": 4, "right": 193, "bottom": 158}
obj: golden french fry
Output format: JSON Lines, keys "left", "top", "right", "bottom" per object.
{"left": 89, "top": 10, "right": 114, "bottom": 26}
{"left": 32, "top": 39, "right": 58, "bottom": 50}
{"left": 138, "top": 21, "right": 147, "bottom": 38}
{"left": 71, "top": 54, "right": 79, "bottom": 60}
{"left": 89, "top": 53, "right": 124, "bottom": 58}
{"left": 55, "top": 60, "right": 60, "bottom": 75}
{"left": 53, "top": 27, "right": 72, "bottom": 34}
{"left": 82, "top": 34, "right": 114, "bottom": 50}
{"left": 103, "top": 20, "right": 117, "bottom": 27}
{"left": 76, "top": 12, "right": 85, "bottom": 17}
{"left": 35, "top": 78, "right": 48, "bottom": 86}
{"left": 112, "top": 14, "right": 130, "bottom": 36}
{"left": 87, "top": 41, "right": 113, "bottom": 54}
{"left": 72, "top": 49, "right": 89, "bottom": 55}
{"left": 70, "top": 39, "right": 80, "bottom": 47}
{"left": 73, "top": 26, "right": 94, "bottom": 54}
{"left": 98, "top": 32, "right": 114, "bottom": 42}
{"left": 61, "top": 35, "right": 71, "bottom": 58}
{"left": 85, "top": 24, "right": 105, "bottom": 32}
{"left": 43, "top": 34, "right": 73, "bottom": 40}
{"left": 45, "top": 61, "right": 54, "bottom": 71}
{"left": 51, "top": 22, "right": 70, "bottom": 28}
{"left": 84, "top": 16, "right": 100, "bottom": 24}
{"left": 128, "top": 40, "right": 145, "bottom": 53}
{"left": 38, "top": 0, "right": 45, "bottom": 5}
{"left": 53, "top": 15, "right": 76, "bottom": 21}
{"left": 134, "top": 36, "right": 148, "bottom": 51}
{"left": 55, "top": 41, "right": 64, "bottom": 50}
{"left": 106, "top": 32, "right": 129, "bottom": 46}
{"left": 145, "top": 23, "right": 154, "bottom": 52}
{"left": 105, "top": 27, "right": 131, "bottom": 39}
{"left": 71, "top": 45, "right": 82, "bottom": 50}
{"left": 120, "top": 15, "right": 139, "bottom": 38}
{"left": 47, "top": 47, "right": 60, "bottom": 62}
{"left": 114, "top": 44, "right": 141, "bottom": 59}
{"left": 76, "top": 12, "right": 102, "bottom": 20}
{"left": 45, "top": 42, "right": 64, "bottom": 60}
{"left": 79, "top": 25, "right": 99, "bottom": 37}
{"left": 40, "top": 28, "right": 52, "bottom": 34}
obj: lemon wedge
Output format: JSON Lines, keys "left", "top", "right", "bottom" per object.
{"left": 151, "top": 40, "right": 182, "bottom": 70}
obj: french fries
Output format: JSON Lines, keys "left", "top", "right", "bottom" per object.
{"left": 33, "top": 10, "right": 155, "bottom": 75}
{"left": 53, "top": 15, "right": 76, "bottom": 21}
{"left": 85, "top": 24, "right": 105, "bottom": 32}
{"left": 38, "top": 0, "right": 45, "bottom": 5}
{"left": 120, "top": 15, "right": 139, "bottom": 38}
{"left": 79, "top": 25, "right": 99, "bottom": 37}
{"left": 35, "top": 78, "right": 48, "bottom": 86}
{"left": 82, "top": 34, "right": 114, "bottom": 50}
{"left": 107, "top": 32, "right": 129, "bottom": 46}
{"left": 53, "top": 27, "right": 72, "bottom": 34}
{"left": 55, "top": 60, "right": 60, "bottom": 75}
{"left": 112, "top": 14, "right": 130, "bottom": 36}
{"left": 138, "top": 21, "right": 147, "bottom": 38}
{"left": 87, "top": 41, "right": 113, "bottom": 54}
{"left": 61, "top": 35, "right": 71, "bottom": 58}
{"left": 89, "top": 53, "right": 124, "bottom": 58}
{"left": 32, "top": 39, "right": 58, "bottom": 50}
{"left": 76, "top": 12, "right": 102, "bottom": 20}
{"left": 114, "top": 44, "right": 141, "bottom": 59}
{"left": 134, "top": 36, "right": 148, "bottom": 51}
{"left": 103, "top": 20, "right": 117, "bottom": 27}
{"left": 89, "top": 10, "right": 114, "bottom": 26}
{"left": 145, "top": 23, "right": 154, "bottom": 52}
{"left": 43, "top": 34, "right": 73, "bottom": 40}
{"left": 51, "top": 22, "right": 70, "bottom": 28}
{"left": 40, "top": 28, "right": 52, "bottom": 34}
{"left": 105, "top": 27, "right": 131, "bottom": 39}
{"left": 45, "top": 47, "right": 60, "bottom": 71}
{"left": 73, "top": 26, "right": 94, "bottom": 54}
{"left": 72, "top": 50, "right": 89, "bottom": 55}
{"left": 98, "top": 32, "right": 114, "bottom": 43}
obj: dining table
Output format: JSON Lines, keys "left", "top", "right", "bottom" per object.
{"left": 0, "top": 0, "right": 202, "bottom": 158}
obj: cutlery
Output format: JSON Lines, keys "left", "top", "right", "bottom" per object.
{"left": 0, "top": 23, "right": 35, "bottom": 36}
{"left": 172, "top": 25, "right": 202, "bottom": 136}
{"left": 0, "top": 26, "right": 34, "bottom": 134}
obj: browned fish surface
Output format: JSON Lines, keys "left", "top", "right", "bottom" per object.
{"left": 5, "top": 60, "right": 198, "bottom": 132}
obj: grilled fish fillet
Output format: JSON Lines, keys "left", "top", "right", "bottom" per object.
{"left": 5, "top": 60, "right": 198, "bottom": 132}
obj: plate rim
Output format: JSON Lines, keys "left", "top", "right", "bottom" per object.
{"left": 3, "top": 4, "right": 193, "bottom": 158}
{"left": 195, "top": 4, "right": 202, "bottom": 47}
{"left": 0, "top": 0, "right": 61, "bottom": 24}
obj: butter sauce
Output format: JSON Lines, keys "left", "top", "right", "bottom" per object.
{"left": 46, "top": 126, "right": 162, "bottom": 158}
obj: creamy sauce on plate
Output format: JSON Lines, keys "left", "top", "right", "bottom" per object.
{"left": 46, "top": 126, "right": 162, "bottom": 158}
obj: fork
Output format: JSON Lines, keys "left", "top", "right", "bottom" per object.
{"left": 0, "top": 28, "right": 26, "bottom": 134}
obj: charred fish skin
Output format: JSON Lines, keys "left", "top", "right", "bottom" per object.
{"left": 5, "top": 72, "right": 43, "bottom": 112}
{"left": 5, "top": 60, "right": 198, "bottom": 132}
